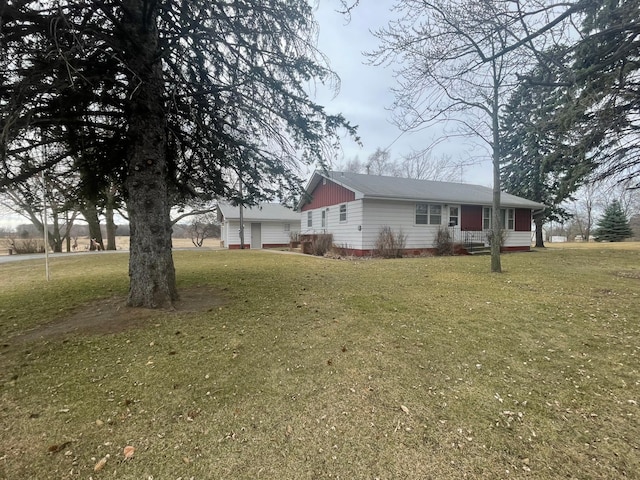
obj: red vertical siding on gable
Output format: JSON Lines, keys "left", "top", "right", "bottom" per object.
{"left": 461, "top": 205, "right": 482, "bottom": 231}
{"left": 515, "top": 208, "right": 532, "bottom": 231}
{"left": 301, "top": 178, "right": 356, "bottom": 211}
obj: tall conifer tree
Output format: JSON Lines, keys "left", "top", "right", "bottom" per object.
{"left": 1, "top": 1, "right": 356, "bottom": 308}
{"left": 594, "top": 200, "right": 633, "bottom": 242}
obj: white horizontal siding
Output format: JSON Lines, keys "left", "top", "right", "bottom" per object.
{"left": 220, "top": 222, "right": 227, "bottom": 246}
{"left": 299, "top": 199, "right": 532, "bottom": 251}
{"left": 260, "top": 221, "right": 301, "bottom": 245}
{"left": 300, "top": 200, "right": 364, "bottom": 250}
{"left": 503, "top": 231, "right": 532, "bottom": 248}
{"left": 224, "top": 220, "right": 250, "bottom": 246}
{"left": 224, "top": 220, "right": 300, "bottom": 247}
{"left": 361, "top": 199, "right": 444, "bottom": 250}
{"left": 221, "top": 220, "right": 231, "bottom": 246}
{"left": 329, "top": 201, "right": 364, "bottom": 250}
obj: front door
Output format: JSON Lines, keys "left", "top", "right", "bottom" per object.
{"left": 251, "top": 223, "right": 262, "bottom": 249}
{"left": 448, "top": 205, "right": 461, "bottom": 242}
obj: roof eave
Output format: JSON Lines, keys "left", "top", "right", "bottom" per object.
{"left": 360, "top": 194, "right": 544, "bottom": 209}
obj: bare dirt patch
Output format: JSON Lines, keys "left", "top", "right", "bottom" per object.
{"left": 7, "top": 286, "right": 226, "bottom": 345}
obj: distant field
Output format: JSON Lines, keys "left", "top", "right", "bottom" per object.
{"left": 0, "top": 235, "right": 222, "bottom": 254}
{"left": 545, "top": 240, "right": 640, "bottom": 250}
{"left": 1, "top": 244, "right": 639, "bottom": 479}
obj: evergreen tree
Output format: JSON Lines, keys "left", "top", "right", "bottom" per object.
{"left": 0, "top": 1, "right": 356, "bottom": 308}
{"left": 560, "top": 0, "right": 640, "bottom": 186}
{"left": 594, "top": 200, "right": 633, "bottom": 242}
{"left": 501, "top": 52, "right": 593, "bottom": 248}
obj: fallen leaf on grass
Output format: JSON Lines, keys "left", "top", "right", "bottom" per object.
{"left": 123, "top": 445, "right": 135, "bottom": 460}
{"left": 401, "top": 405, "right": 410, "bottom": 414}
{"left": 94, "top": 455, "right": 109, "bottom": 472}
{"left": 48, "top": 441, "right": 72, "bottom": 454}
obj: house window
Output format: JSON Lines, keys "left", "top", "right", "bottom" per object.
{"left": 505, "top": 209, "right": 515, "bottom": 230}
{"left": 307, "top": 211, "right": 312, "bottom": 228}
{"left": 448, "top": 206, "right": 459, "bottom": 226}
{"left": 321, "top": 209, "right": 326, "bottom": 228}
{"left": 483, "top": 207, "right": 515, "bottom": 230}
{"left": 284, "top": 223, "right": 290, "bottom": 232}
{"left": 483, "top": 207, "right": 491, "bottom": 230}
{"left": 339, "top": 204, "right": 347, "bottom": 222}
{"left": 416, "top": 203, "right": 442, "bottom": 225}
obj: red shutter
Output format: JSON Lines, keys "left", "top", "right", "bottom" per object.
{"left": 515, "top": 208, "right": 531, "bottom": 232}
{"left": 461, "top": 205, "right": 482, "bottom": 231}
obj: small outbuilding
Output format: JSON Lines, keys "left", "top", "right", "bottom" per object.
{"left": 217, "top": 202, "right": 300, "bottom": 249}
{"left": 299, "top": 171, "right": 546, "bottom": 256}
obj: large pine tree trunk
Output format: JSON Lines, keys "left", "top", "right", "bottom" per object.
{"left": 534, "top": 213, "right": 545, "bottom": 248}
{"left": 104, "top": 206, "right": 117, "bottom": 250}
{"left": 122, "top": 0, "right": 177, "bottom": 308}
{"left": 105, "top": 186, "right": 118, "bottom": 251}
{"left": 81, "top": 203, "right": 104, "bottom": 251}
{"left": 50, "top": 213, "right": 63, "bottom": 252}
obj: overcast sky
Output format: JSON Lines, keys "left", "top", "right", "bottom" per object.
{"left": 0, "top": 4, "right": 496, "bottom": 229}
{"left": 312, "top": 2, "right": 493, "bottom": 186}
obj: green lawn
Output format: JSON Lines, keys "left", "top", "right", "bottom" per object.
{"left": 1, "top": 246, "right": 639, "bottom": 479}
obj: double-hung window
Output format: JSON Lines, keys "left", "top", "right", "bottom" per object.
{"left": 505, "top": 209, "right": 514, "bottom": 230}
{"left": 483, "top": 207, "right": 515, "bottom": 230}
{"left": 339, "top": 204, "right": 347, "bottom": 222}
{"left": 307, "top": 211, "right": 312, "bottom": 228}
{"left": 483, "top": 207, "right": 492, "bottom": 230}
{"left": 416, "top": 203, "right": 442, "bottom": 225}
{"left": 448, "top": 206, "right": 459, "bottom": 226}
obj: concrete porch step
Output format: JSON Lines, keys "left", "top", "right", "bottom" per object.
{"left": 467, "top": 247, "right": 491, "bottom": 255}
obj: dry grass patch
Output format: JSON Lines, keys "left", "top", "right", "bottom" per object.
{"left": 1, "top": 246, "right": 639, "bottom": 479}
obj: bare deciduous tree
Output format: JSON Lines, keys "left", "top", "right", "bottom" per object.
{"left": 2, "top": 172, "right": 78, "bottom": 253}
{"left": 393, "top": 150, "right": 461, "bottom": 182}
{"left": 600, "top": 177, "right": 640, "bottom": 220}
{"left": 366, "top": 148, "right": 393, "bottom": 176}
{"left": 339, "top": 156, "right": 366, "bottom": 173}
{"left": 188, "top": 213, "right": 219, "bottom": 248}
{"left": 570, "top": 182, "right": 599, "bottom": 242}
{"left": 369, "top": 0, "right": 535, "bottom": 272}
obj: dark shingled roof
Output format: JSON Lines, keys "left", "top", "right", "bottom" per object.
{"left": 308, "top": 171, "right": 545, "bottom": 209}
{"left": 217, "top": 202, "right": 299, "bottom": 221}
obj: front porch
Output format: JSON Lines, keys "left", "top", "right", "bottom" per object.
{"left": 458, "top": 229, "right": 491, "bottom": 255}
{"left": 452, "top": 228, "right": 531, "bottom": 254}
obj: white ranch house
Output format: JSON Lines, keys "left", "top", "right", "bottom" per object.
{"left": 299, "top": 171, "right": 546, "bottom": 256}
{"left": 217, "top": 203, "right": 300, "bottom": 249}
